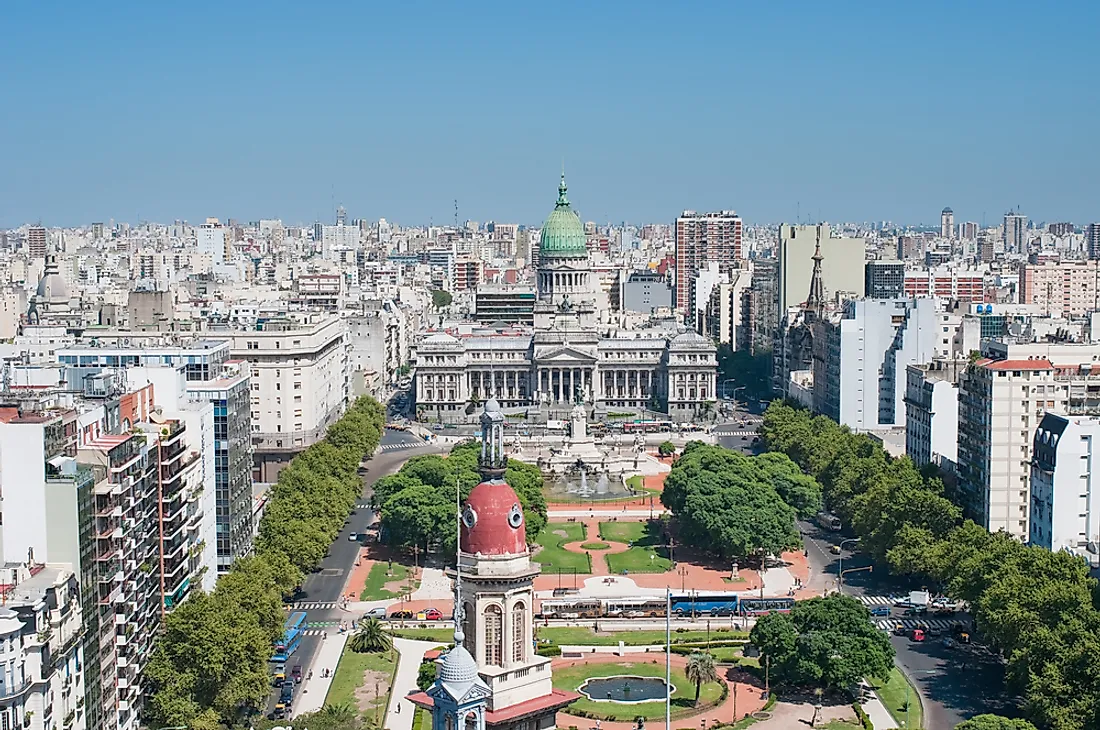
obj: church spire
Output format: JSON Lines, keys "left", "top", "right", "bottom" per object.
{"left": 804, "top": 224, "right": 826, "bottom": 319}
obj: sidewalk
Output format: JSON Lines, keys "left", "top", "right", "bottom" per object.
{"left": 385, "top": 637, "right": 443, "bottom": 730}
{"left": 292, "top": 631, "right": 350, "bottom": 717}
{"left": 862, "top": 692, "right": 899, "bottom": 729}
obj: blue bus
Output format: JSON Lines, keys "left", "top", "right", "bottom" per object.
{"left": 739, "top": 597, "right": 795, "bottom": 616}
{"left": 670, "top": 593, "right": 739, "bottom": 617}
{"left": 273, "top": 611, "right": 307, "bottom": 662}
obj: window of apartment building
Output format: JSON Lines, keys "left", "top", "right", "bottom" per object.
{"left": 294, "top": 409, "right": 302, "bottom": 418}
{"left": 276, "top": 383, "right": 281, "bottom": 391}
{"left": 294, "top": 395, "right": 302, "bottom": 402}
{"left": 294, "top": 382, "right": 302, "bottom": 389}
{"left": 252, "top": 411, "right": 259, "bottom": 420}
{"left": 293, "top": 340, "right": 301, "bottom": 346}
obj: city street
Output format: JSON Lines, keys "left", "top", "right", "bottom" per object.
{"left": 799, "top": 521, "right": 1012, "bottom": 729}
{"left": 271, "top": 427, "right": 432, "bottom": 716}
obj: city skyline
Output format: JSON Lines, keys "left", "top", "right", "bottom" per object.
{"left": 2, "top": 1, "right": 1098, "bottom": 227}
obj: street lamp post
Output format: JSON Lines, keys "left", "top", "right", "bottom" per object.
{"left": 836, "top": 538, "right": 861, "bottom": 594}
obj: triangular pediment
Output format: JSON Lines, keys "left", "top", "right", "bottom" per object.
{"left": 537, "top": 346, "right": 597, "bottom": 363}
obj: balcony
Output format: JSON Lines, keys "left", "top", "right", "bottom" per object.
{"left": 0, "top": 678, "right": 30, "bottom": 701}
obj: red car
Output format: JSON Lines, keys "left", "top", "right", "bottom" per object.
{"left": 423, "top": 608, "right": 443, "bottom": 621}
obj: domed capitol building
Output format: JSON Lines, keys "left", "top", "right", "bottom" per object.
{"left": 414, "top": 175, "right": 717, "bottom": 424}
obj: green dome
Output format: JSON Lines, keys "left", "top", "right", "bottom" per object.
{"left": 539, "top": 175, "right": 588, "bottom": 258}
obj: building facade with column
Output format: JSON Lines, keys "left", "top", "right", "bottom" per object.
{"left": 414, "top": 176, "right": 717, "bottom": 425}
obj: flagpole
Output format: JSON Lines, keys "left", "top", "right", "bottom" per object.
{"left": 665, "top": 587, "right": 671, "bottom": 730}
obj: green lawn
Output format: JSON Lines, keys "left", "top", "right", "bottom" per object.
{"left": 533, "top": 522, "right": 591, "bottom": 574}
{"left": 553, "top": 660, "right": 724, "bottom": 721}
{"left": 581, "top": 541, "right": 610, "bottom": 550}
{"left": 627, "top": 475, "right": 644, "bottom": 490}
{"left": 599, "top": 521, "right": 672, "bottom": 574}
{"left": 388, "top": 627, "right": 455, "bottom": 642}
{"left": 869, "top": 668, "right": 923, "bottom": 729}
{"left": 537, "top": 626, "right": 746, "bottom": 646}
{"left": 360, "top": 561, "right": 411, "bottom": 601}
{"left": 821, "top": 722, "right": 861, "bottom": 730}
{"left": 325, "top": 646, "right": 397, "bottom": 719}
{"left": 599, "top": 521, "right": 646, "bottom": 542}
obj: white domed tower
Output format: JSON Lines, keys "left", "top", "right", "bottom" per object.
{"left": 412, "top": 398, "right": 577, "bottom": 730}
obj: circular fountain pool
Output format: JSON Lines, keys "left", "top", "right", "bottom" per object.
{"left": 578, "top": 676, "right": 673, "bottom": 703}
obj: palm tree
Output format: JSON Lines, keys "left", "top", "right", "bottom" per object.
{"left": 321, "top": 703, "right": 359, "bottom": 724}
{"left": 349, "top": 617, "right": 392, "bottom": 654}
{"left": 685, "top": 652, "right": 720, "bottom": 706}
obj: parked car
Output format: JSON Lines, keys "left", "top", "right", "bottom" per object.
{"left": 363, "top": 606, "right": 387, "bottom": 620}
{"left": 422, "top": 608, "right": 443, "bottom": 621}
{"left": 348, "top": 532, "right": 359, "bottom": 542}
{"left": 390, "top": 610, "right": 413, "bottom": 619}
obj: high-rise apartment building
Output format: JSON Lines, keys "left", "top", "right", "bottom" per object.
{"left": 864, "top": 261, "right": 905, "bottom": 299}
{"left": 56, "top": 341, "right": 254, "bottom": 572}
{"left": 27, "top": 226, "right": 48, "bottom": 258}
{"left": 812, "top": 298, "right": 958, "bottom": 430}
{"left": 231, "top": 315, "right": 349, "bottom": 481}
{"left": 1086, "top": 223, "right": 1100, "bottom": 260}
{"left": 940, "top": 207, "right": 955, "bottom": 239}
{"left": 957, "top": 342, "right": 1100, "bottom": 541}
{"left": 1003, "top": 211, "right": 1028, "bottom": 253}
{"left": 1048, "top": 222, "right": 1074, "bottom": 237}
{"left": 197, "top": 219, "right": 226, "bottom": 265}
{"left": 1019, "top": 260, "right": 1100, "bottom": 317}
{"left": 903, "top": 266, "right": 987, "bottom": 303}
{"left": 1030, "top": 412, "right": 1100, "bottom": 568}
{"left": 321, "top": 224, "right": 359, "bottom": 261}
{"left": 905, "top": 360, "right": 961, "bottom": 470}
{"left": 749, "top": 260, "right": 779, "bottom": 354}
{"left": 961, "top": 221, "right": 980, "bottom": 240}
{"left": 674, "top": 211, "right": 743, "bottom": 313}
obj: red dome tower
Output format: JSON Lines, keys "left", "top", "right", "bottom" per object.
{"left": 460, "top": 398, "right": 528, "bottom": 556}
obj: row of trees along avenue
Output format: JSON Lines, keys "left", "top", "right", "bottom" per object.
{"left": 761, "top": 401, "right": 1100, "bottom": 730}
{"left": 144, "top": 396, "right": 386, "bottom": 730}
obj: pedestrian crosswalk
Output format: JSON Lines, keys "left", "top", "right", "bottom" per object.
{"left": 858, "top": 595, "right": 897, "bottom": 606}
{"left": 289, "top": 601, "right": 337, "bottom": 610}
{"left": 874, "top": 618, "right": 966, "bottom": 632}
{"left": 302, "top": 629, "right": 329, "bottom": 637}
{"left": 714, "top": 430, "right": 757, "bottom": 437}
{"left": 380, "top": 441, "right": 422, "bottom": 452}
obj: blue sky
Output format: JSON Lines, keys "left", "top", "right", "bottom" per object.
{"left": 1, "top": 1, "right": 1097, "bottom": 228}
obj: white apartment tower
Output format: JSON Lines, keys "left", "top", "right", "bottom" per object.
{"left": 197, "top": 218, "right": 226, "bottom": 265}
{"left": 958, "top": 342, "right": 1100, "bottom": 540}
{"left": 1003, "top": 211, "right": 1028, "bottom": 253}
{"left": 1030, "top": 412, "right": 1100, "bottom": 567}
{"left": 940, "top": 207, "right": 955, "bottom": 239}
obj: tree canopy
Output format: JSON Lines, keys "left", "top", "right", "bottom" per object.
{"left": 761, "top": 400, "right": 1100, "bottom": 730}
{"left": 749, "top": 594, "right": 894, "bottom": 690}
{"left": 955, "top": 716, "right": 1038, "bottom": 730}
{"left": 145, "top": 396, "right": 386, "bottom": 729}
{"left": 431, "top": 289, "right": 453, "bottom": 309}
{"left": 376, "top": 439, "right": 547, "bottom": 551}
{"left": 660, "top": 442, "right": 810, "bottom": 559}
